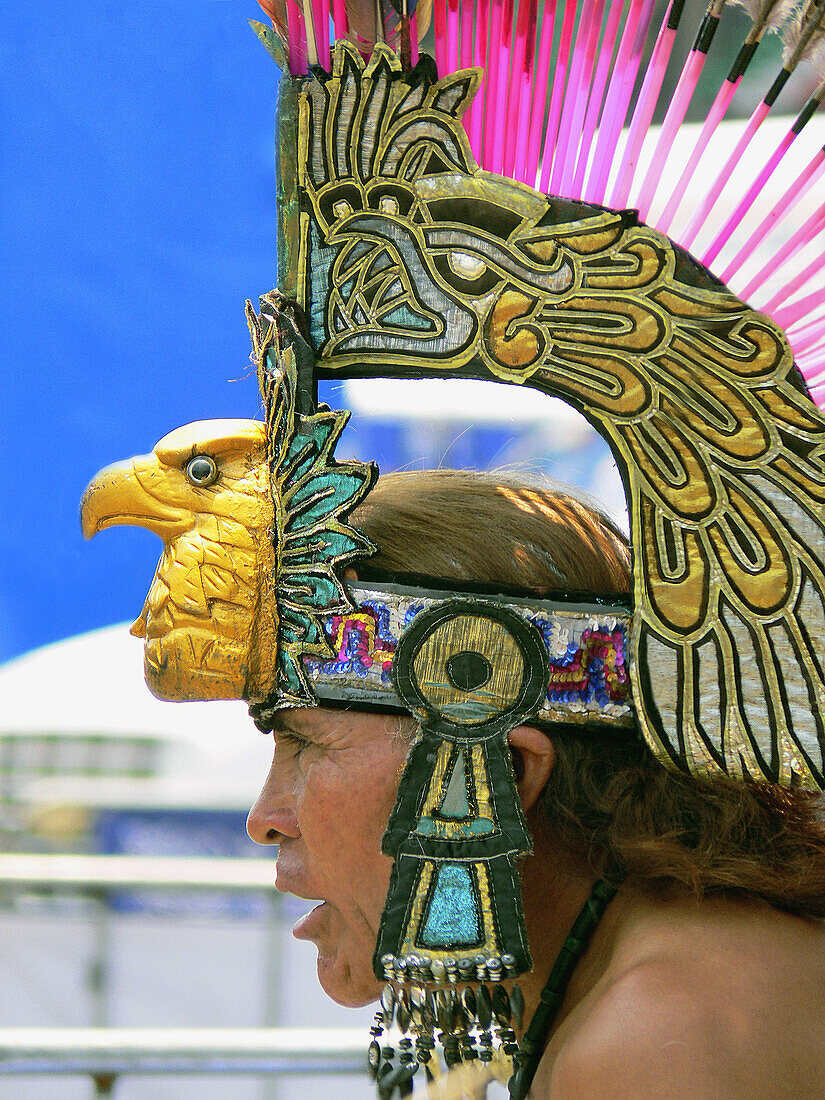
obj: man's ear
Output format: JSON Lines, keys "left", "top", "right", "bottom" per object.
{"left": 507, "top": 725, "right": 556, "bottom": 813}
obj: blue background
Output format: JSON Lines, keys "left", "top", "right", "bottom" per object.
{"left": 2, "top": 2, "right": 286, "bottom": 661}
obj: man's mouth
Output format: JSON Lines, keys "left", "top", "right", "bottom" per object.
{"left": 273, "top": 866, "right": 322, "bottom": 901}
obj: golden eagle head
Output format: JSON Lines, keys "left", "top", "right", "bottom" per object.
{"left": 80, "top": 419, "right": 277, "bottom": 703}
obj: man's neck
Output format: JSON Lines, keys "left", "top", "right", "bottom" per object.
{"left": 516, "top": 826, "right": 613, "bottom": 1042}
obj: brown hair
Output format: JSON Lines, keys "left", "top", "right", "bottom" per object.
{"left": 352, "top": 468, "right": 825, "bottom": 917}
{"left": 541, "top": 731, "right": 825, "bottom": 917}
{"left": 352, "top": 468, "right": 631, "bottom": 596}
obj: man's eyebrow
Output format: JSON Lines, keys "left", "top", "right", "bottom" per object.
{"left": 268, "top": 713, "right": 300, "bottom": 734}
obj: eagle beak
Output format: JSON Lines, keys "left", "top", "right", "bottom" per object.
{"left": 80, "top": 454, "right": 188, "bottom": 540}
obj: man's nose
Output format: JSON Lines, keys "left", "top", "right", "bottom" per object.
{"left": 246, "top": 767, "right": 300, "bottom": 845}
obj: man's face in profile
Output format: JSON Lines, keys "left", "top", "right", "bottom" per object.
{"left": 247, "top": 707, "right": 410, "bottom": 1006}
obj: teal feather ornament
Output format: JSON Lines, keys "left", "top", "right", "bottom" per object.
{"left": 246, "top": 292, "right": 378, "bottom": 719}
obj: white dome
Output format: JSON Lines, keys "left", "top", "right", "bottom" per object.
{"left": 0, "top": 625, "right": 271, "bottom": 812}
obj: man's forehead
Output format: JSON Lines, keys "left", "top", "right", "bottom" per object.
{"left": 271, "top": 706, "right": 352, "bottom": 732}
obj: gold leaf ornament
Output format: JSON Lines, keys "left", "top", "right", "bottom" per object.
{"left": 281, "top": 42, "right": 825, "bottom": 788}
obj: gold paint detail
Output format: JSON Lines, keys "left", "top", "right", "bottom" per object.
{"left": 417, "top": 741, "right": 461, "bottom": 817}
{"left": 642, "top": 499, "right": 709, "bottom": 634}
{"left": 469, "top": 743, "right": 494, "bottom": 823}
{"left": 484, "top": 289, "right": 544, "bottom": 375}
{"left": 758, "top": 384, "right": 825, "bottom": 434}
{"left": 706, "top": 482, "right": 792, "bottom": 615}
{"left": 415, "top": 743, "right": 497, "bottom": 840}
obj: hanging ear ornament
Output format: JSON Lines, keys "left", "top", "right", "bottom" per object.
{"left": 371, "top": 601, "right": 549, "bottom": 1076}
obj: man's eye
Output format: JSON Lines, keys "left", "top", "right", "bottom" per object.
{"left": 278, "top": 731, "right": 311, "bottom": 753}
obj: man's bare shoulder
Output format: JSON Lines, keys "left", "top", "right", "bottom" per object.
{"left": 541, "top": 956, "right": 753, "bottom": 1099}
{"left": 531, "top": 898, "right": 825, "bottom": 1099}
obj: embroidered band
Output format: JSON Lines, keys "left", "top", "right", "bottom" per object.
{"left": 304, "top": 581, "right": 633, "bottom": 727}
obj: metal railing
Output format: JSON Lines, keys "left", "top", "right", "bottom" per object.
{"left": 0, "top": 854, "right": 367, "bottom": 1097}
{"left": 0, "top": 853, "right": 283, "bottom": 1027}
{"left": 0, "top": 853, "right": 279, "bottom": 892}
{"left": 0, "top": 1026, "right": 367, "bottom": 1077}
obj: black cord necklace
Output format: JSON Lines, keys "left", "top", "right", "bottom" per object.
{"left": 508, "top": 876, "right": 621, "bottom": 1100}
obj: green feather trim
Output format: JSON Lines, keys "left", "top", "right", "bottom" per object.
{"left": 247, "top": 293, "right": 377, "bottom": 708}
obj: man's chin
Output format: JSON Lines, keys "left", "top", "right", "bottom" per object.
{"left": 316, "top": 949, "right": 382, "bottom": 1008}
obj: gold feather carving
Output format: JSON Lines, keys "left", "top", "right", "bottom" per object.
{"left": 292, "top": 44, "right": 825, "bottom": 788}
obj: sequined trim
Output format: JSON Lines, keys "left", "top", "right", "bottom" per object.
{"left": 303, "top": 582, "right": 633, "bottom": 725}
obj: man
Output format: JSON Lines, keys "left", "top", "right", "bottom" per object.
{"left": 246, "top": 472, "right": 825, "bottom": 1098}
{"left": 81, "top": 0, "right": 825, "bottom": 1092}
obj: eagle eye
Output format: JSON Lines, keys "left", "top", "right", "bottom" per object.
{"left": 448, "top": 250, "right": 486, "bottom": 278}
{"left": 185, "top": 455, "right": 218, "bottom": 487}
